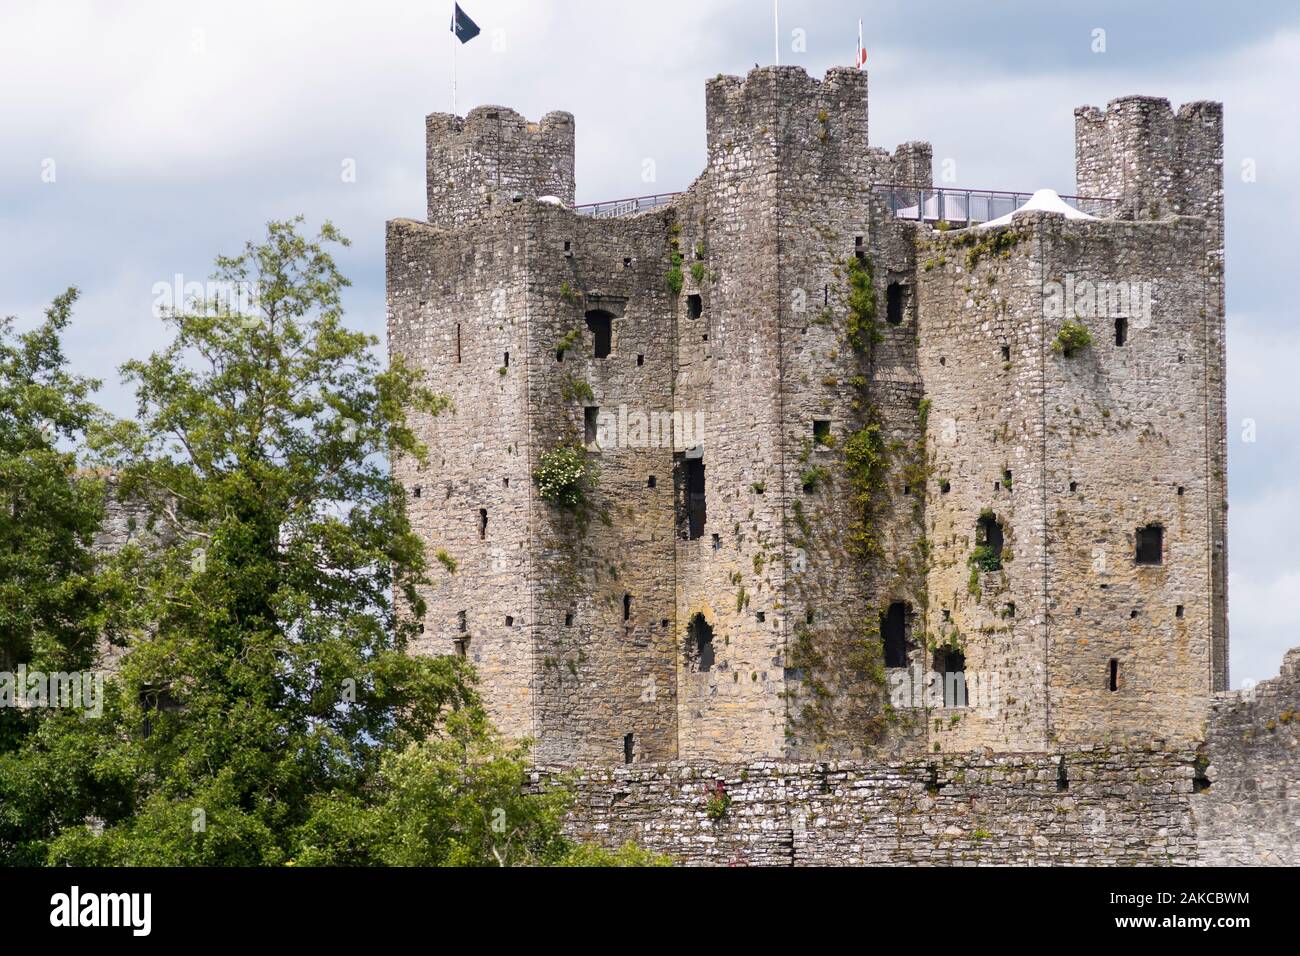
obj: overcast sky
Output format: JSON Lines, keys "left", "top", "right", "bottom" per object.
{"left": 1, "top": 1, "right": 1296, "bottom": 686}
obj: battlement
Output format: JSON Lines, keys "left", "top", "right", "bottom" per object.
{"left": 425, "top": 105, "right": 575, "bottom": 229}
{"left": 1075, "top": 96, "right": 1224, "bottom": 243}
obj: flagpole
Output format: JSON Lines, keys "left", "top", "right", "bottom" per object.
{"left": 452, "top": 6, "right": 458, "bottom": 115}
{"left": 773, "top": 0, "right": 779, "bottom": 65}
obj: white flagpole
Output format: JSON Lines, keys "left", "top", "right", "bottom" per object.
{"left": 452, "top": 6, "right": 458, "bottom": 114}
{"left": 773, "top": 0, "right": 779, "bottom": 65}
{"left": 858, "top": 18, "right": 864, "bottom": 69}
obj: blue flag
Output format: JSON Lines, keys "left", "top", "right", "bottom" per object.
{"left": 451, "top": 4, "right": 480, "bottom": 44}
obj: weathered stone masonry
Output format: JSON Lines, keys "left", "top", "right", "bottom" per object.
{"left": 387, "top": 66, "right": 1295, "bottom": 863}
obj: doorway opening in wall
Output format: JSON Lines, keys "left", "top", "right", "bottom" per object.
{"left": 887, "top": 282, "right": 906, "bottom": 325}
{"left": 1136, "top": 524, "right": 1163, "bottom": 564}
{"left": 881, "top": 601, "right": 909, "bottom": 668}
{"left": 688, "top": 612, "right": 715, "bottom": 672}
{"left": 934, "top": 647, "right": 967, "bottom": 707}
{"left": 585, "top": 309, "right": 613, "bottom": 358}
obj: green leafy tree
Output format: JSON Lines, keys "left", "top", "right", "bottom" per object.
{"left": 0, "top": 290, "right": 116, "bottom": 675}
{"left": 3, "top": 220, "right": 470, "bottom": 865}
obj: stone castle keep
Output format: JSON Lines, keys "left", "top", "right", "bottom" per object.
{"left": 381, "top": 66, "right": 1298, "bottom": 864}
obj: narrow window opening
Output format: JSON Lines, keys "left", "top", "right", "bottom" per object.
{"left": 1001, "top": 344, "right": 1011, "bottom": 361}
{"left": 806, "top": 609, "right": 815, "bottom": 625}
{"left": 935, "top": 648, "right": 967, "bottom": 707}
{"left": 1135, "top": 524, "right": 1164, "bottom": 565}
{"left": 564, "top": 612, "right": 573, "bottom": 627}
{"left": 556, "top": 349, "right": 565, "bottom": 362}
{"left": 881, "top": 601, "right": 908, "bottom": 668}
{"left": 1176, "top": 604, "right": 1185, "bottom": 619}
{"left": 584, "top": 406, "right": 600, "bottom": 446}
{"left": 1108, "top": 658, "right": 1119, "bottom": 692}
{"left": 1130, "top": 609, "right": 1139, "bottom": 619}
{"left": 505, "top": 615, "right": 514, "bottom": 627}
{"left": 623, "top": 733, "right": 635, "bottom": 764}
{"left": 456, "top": 323, "right": 462, "bottom": 363}
{"left": 503, "top": 477, "right": 509, "bottom": 488}
{"left": 687, "top": 294, "right": 703, "bottom": 319}
{"left": 458, "top": 610, "right": 467, "bottom": 633}
{"left": 412, "top": 485, "right": 422, "bottom": 499}
{"left": 623, "top": 593, "right": 631, "bottom": 622}
{"left": 585, "top": 309, "right": 613, "bottom": 358}
{"left": 503, "top": 351, "right": 509, "bottom": 368}
{"left": 1057, "top": 757, "right": 1069, "bottom": 791}
{"left": 886, "top": 282, "right": 905, "bottom": 325}
{"left": 479, "top": 508, "right": 488, "bottom": 539}
{"left": 1004, "top": 602, "right": 1016, "bottom": 618}
{"left": 1193, "top": 760, "right": 1211, "bottom": 793}
{"left": 975, "top": 512, "right": 1004, "bottom": 569}
{"left": 648, "top": 475, "right": 657, "bottom": 489}
{"left": 1115, "top": 316, "right": 1128, "bottom": 346}
{"left": 688, "top": 613, "right": 715, "bottom": 672}
{"left": 563, "top": 240, "right": 571, "bottom": 254}
{"left": 756, "top": 611, "right": 766, "bottom": 624}
{"left": 685, "top": 457, "right": 706, "bottom": 540}
{"left": 1177, "top": 485, "right": 1185, "bottom": 496}
{"left": 637, "top": 354, "right": 645, "bottom": 366}
{"left": 1070, "top": 480, "right": 1078, "bottom": 492}
{"left": 813, "top": 419, "right": 831, "bottom": 445}
{"left": 940, "top": 356, "right": 947, "bottom": 366}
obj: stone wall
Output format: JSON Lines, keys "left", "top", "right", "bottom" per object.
{"left": 1193, "top": 648, "right": 1300, "bottom": 865}
{"left": 549, "top": 747, "right": 1201, "bottom": 866}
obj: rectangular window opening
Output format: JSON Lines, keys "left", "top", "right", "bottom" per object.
{"left": 685, "top": 457, "right": 706, "bottom": 540}
{"left": 1115, "top": 316, "right": 1128, "bottom": 346}
{"left": 479, "top": 508, "right": 488, "bottom": 540}
{"left": 584, "top": 406, "right": 600, "bottom": 446}
{"left": 687, "top": 294, "right": 703, "bottom": 319}
{"left": 881, "top": 601, "right": 908, "bottom": 668}
{"left": 1135, "top": 524, "right": 1163, "bottom": 565}
{"left": 1109, "top": 658, "right": 1119, "bottom": 692}
{"left": 623, "top": 733, "right": 635, "bottom": 764}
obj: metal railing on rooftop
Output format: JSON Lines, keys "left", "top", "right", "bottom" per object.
{"left": 569, "top": 185, "right": 1120, "bottom": 224}
{"left": 873, "top": 184, "right": 1118, "bottom": 227}
{"left": 573, "top": 192, "right": 682, "bottom": 218}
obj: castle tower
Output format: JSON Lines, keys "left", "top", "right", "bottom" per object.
{"left": 1075, "top": 97, "right": 1228, "bottom": 694}
{"left": 425, "top": 107, "right": 575, "bottom": 228}
{"left": 389, "top": 71, "right": 1227, "bottom": 765}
